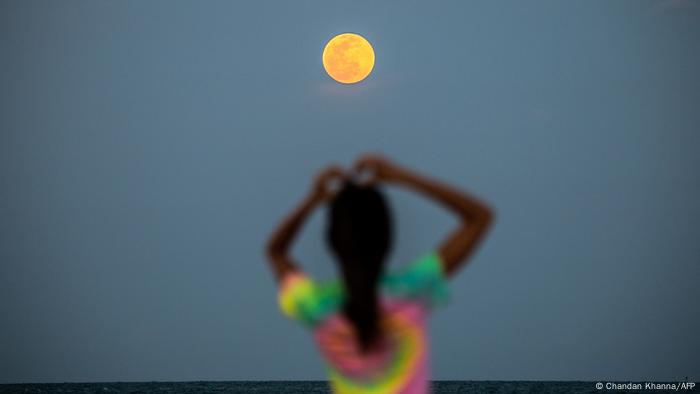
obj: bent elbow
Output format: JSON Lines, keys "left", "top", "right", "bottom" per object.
{"left": 265, "top": 240, "right": 282, "bottom": 262}
{"left": 463, "top": 203, "right": 494, "bottom": 228}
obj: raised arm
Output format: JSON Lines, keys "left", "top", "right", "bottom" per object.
{"left": 265, "top": 166, "right": 346, "bottom": 283}
{"left": 354, "top": 155, "right": 494, "bottom": 278}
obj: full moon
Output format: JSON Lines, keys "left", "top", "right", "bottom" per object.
{"left": 322, "top": 33, "right": 375, "bottom": 84}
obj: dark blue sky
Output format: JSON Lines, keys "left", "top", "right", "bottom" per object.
{"left": 1, "top": 0, "right": 698, "bottom": 383}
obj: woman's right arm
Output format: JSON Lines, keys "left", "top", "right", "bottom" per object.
{"left": 354, "top": 155, "right": 494, "bottom": 278}
{"left": 265, "top": 166, "right": 346, "bottom": 283}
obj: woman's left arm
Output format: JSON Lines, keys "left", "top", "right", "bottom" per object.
{"left": 265, "top": 166, "right": 345, "bottom": 283}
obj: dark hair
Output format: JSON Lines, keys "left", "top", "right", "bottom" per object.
{"left": 327, "top": 180, "right": 393, "bottom": 353}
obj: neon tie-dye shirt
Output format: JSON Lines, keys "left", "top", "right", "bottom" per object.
{"left": 278, "top": 252, "right": 450, "bottom": 394}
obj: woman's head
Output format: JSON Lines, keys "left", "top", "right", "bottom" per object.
{"left": 327, "top": 180, "right": 393, "bottom": 275}
{"left": 326, "top": 180, "right": 393, "bottom": 352}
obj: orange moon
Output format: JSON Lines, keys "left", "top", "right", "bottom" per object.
{"left": 322, "top": 33, "right": 375, "bottom": 84}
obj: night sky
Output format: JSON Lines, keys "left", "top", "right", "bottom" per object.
{"left": 1, "top": 0, "right": 698, "bottom": 383}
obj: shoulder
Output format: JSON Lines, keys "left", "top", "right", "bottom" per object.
{"left": 380, "top": 251, "right": 450, "bottom": 308}
{"left": 278, "top": 271, "right": 345, "bottom": 327}
{"left": 382, "top": 251, "right": 444, "bottom": 286}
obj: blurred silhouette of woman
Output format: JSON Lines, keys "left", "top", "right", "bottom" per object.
{"left": 266, "top": 154, "right": 494, "bottom": 394}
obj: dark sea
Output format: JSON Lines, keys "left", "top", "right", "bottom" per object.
{"left": 0, "top": 381, "right": 695, "bottom": 394}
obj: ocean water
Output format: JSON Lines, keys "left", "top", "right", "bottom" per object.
{"left": 0, "top": 381, "right": 692, "bottom": 394}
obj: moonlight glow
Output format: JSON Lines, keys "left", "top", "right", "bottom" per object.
{"left": 322, "top": 33, "right": 375, "bottom": 84}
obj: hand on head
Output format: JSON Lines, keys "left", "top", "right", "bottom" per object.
{"left": 313, "top": 154, "right": 400, "bottom": 202}
{"left": 312, "top": 165, "right": 347, "bottom": 202}
{"left": 352, "top": 154, "right": 400, "bottom": 186}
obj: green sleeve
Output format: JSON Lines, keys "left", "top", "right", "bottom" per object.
{"left": 383, "top": 252, "right": 450, "bottom": 307}
{"left": 278, "top": 271, "right": 345, "bottom": 327}
{"left": 381, "top": 251, "right": 450, "bottom": 308}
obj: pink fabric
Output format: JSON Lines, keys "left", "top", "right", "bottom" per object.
{"left": 313, "top": 296, "right": 433, "bottom": 393}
